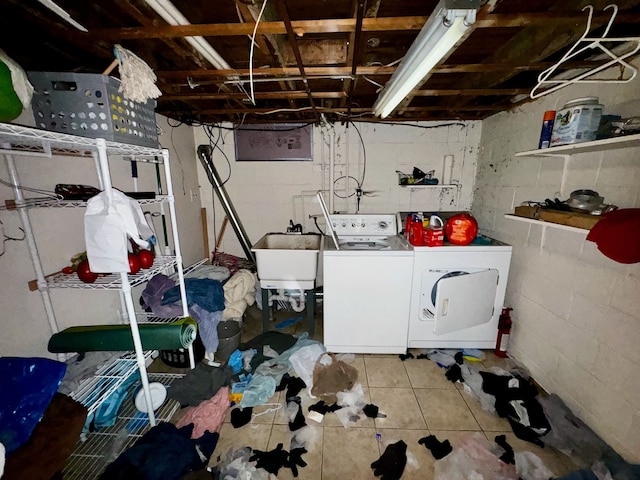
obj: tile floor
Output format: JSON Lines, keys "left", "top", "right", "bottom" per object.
{"left": 169, "top": 304, "right": 584, "bottom": 479}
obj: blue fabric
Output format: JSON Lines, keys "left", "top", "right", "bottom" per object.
{"left": 161, "top": 278, "right": 225, "bottom": 313}
{"left": 87, "top": 372, "right": 140, "bottom": 431}
{"left": 228, "top": 349, "right": 243, "bottom": 374}
{"left": 0, "top": 357, "right": 66, "bottom": 453}
{"left": 191, "top": 304, "right": 223, "bottom": 353}
{"left": 239, "top": 374, "right": 277, "bottom": 408}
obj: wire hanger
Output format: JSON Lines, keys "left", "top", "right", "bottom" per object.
{"left": 530, "top": 4, "right": 640, "bottom": 99}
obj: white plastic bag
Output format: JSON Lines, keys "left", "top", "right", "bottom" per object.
{"left": 84, "top": 190, "right": 154, "bottom": 273}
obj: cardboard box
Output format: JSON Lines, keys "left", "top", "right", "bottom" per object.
{"left": 538, "top": 210, "right": 600, "bottom": 230}
{"left": 514, "top": 205, "right": 541, "bottom": 219}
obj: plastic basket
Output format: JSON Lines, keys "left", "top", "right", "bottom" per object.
{"left": 28, "top": 71, "right": 159, "bottom": 148}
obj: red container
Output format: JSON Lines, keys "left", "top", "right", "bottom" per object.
{"left": 445, "top": 213, "right": 478, "bottom": 245}
{"left": 409, "top": 220, "right": 424, "bottom": 246}
{"left": 423, "top": 226, "right": 444, "bottom": 246}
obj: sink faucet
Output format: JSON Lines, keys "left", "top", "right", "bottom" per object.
{"left": 287, "top": 219, "right": 303, "bottom": 233}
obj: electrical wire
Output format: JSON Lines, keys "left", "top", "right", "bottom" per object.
{"left": 249, "top": 0, "right": 269, "bottom": 105}
{"left": 0, "top": 219, "right": 25, "bottom": 257}
{"left": 202, "top": 123, "right": 232, "bottom": 186}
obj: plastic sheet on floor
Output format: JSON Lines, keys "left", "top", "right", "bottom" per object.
{"left": 434, "top": 433, "right": 517, "bottom": 480}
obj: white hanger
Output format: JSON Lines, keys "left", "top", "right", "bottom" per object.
{"left": 530, "top": 4, "right": 640, "bottom": 99}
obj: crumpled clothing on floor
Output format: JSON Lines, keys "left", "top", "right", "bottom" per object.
{"left": 222, "top": 269, "right": 256, "bottom": 320}
{"left": 214, "top": 446, "right": 271, "bottom": 480}
{"left": 99, "top": 422, "right": 215, "bottom": 480}
{"left": 176, "top": 386, "right": 230, "bottom": 439}
{"left": 167, "top": 363, "right": 234, "bottom": 407}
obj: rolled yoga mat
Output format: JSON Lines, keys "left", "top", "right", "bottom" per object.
{"left": 47, "top": 317, "right": 197, "bottom": 353}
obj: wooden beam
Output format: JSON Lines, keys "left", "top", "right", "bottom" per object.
{"left": 276, "top": 0, "right": 319, "bottom": 122}
{"left": 84, "top": 12, "right": 640, "bottom": 40}
{"left": 156, "top": 61, "right": 607, "bottom": 81}
{"left": 177, "top": 104, "right": 506, "bottom": 115}
{"left": 346, "top": 0, "right": 367, "bottom": 122}
{"left": 415, "top": 88, "right": 530, "bottom": 96}
{"left": 161, "top": 91, "right": 346, "bottom": 101}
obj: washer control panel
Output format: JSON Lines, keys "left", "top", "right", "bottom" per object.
{"left": 330, "top": 214, "right": 397, "bottom": 236}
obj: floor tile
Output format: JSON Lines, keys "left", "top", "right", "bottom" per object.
{"left": 365, "top": 356, "right": 411, "bottom": 388}
{"left": 414, "top": 388, "right": 480, "bottom": 431}
{"left": 377, "top": 428, "right": 434, "bottom": 480}
{"left": 403, "top": 357, "right": 457, "bottom": 390}
{"left": 267, "top": 424, "right": 323, "bottom": 480}
{"left": 322, "top": 426, "right": 380, "bottom": 478}
{"left": 460, "top": 388, "right": 512, "bottom": 431}
{"left": 370, "top": 387, "right": 427, "bottom": 430}
{"left": 209, "top": 422, "right": 272, "bottom": 468}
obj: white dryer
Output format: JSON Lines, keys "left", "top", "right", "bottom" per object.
{"left": 407, "top": 242, "right": 512, "bottom": 349}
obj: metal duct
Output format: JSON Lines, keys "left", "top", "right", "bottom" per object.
{"left": 197, "top": 145, "right": 256, "bottom": 264}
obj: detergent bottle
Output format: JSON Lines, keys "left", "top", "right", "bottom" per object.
{"left": 408, "top": 214, "right": 424, "bottom": 246}
{"left": 423, "top": 215, "right": 444, "bottom": 247}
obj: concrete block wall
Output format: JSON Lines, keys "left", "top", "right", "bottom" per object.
{"left": 473, "top": 66, "right": 640, "bottom": 462}
{"left": 193, "top": 121, "right": 481, "bottom": 259}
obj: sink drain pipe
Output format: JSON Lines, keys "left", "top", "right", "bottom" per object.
{"left": 197, "top": 145, "right": 256, "bottom": 264}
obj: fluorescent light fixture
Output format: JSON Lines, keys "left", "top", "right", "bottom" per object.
{"left": 372, "top": 0, "right": 480, "bottom": 118}
{"left": 36, "top": 0, "right": 88, "bottom": 32}
{"left": 145, "top": 0, "right": 231, "bottom": 70}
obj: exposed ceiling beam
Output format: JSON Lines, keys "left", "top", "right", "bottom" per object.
{"left": 161, "top": 91, "right": 346, "bottom": 100}
{"left": 346, "top": 0, "right": 367, "bottom": 123}
{"left": 180, "top": 104, "right": 506, "bottom": 115}
{"left": 87, "top": 12, "right": 640, "bottom": 40}
{"left": 156, "top": 60, "right": 609, "bottom": 80}
{"left": 276, "top": 0, "right": 319, "bottom": 122}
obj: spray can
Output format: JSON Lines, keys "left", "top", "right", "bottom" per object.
{"left": 538, "top": 110, "right": 556, "bottom": 149}
{"left": 494, "top": 307, "right": 513, "bottom": 358}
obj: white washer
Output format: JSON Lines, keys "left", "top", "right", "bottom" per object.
{"left": 323, "top": 214, "right": 413, "bottom": 354}
{"left": 407, "top": 242, "right": 512, "bottom": 349}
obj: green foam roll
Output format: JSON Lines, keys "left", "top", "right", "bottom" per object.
{"left": 48, "top": 318, "right": 198, "bottom": 353}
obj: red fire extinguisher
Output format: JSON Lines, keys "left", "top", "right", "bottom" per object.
{"left": 495, "top": 307, "right": 513, "bottom": 358}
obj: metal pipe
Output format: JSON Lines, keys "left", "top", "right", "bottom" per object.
{"left": 197, "top": 145, "right": 256, "bottom": 263}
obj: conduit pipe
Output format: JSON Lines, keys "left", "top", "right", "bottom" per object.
{"left": 329, "top": 127, "right": 336, "bottom": 213}
{"left": 197, "top": 145, "right": 256, "bottom": 263}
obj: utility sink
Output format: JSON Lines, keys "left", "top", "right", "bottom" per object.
{"left": 251, "top": 233, "right": 322, "bottom": 290}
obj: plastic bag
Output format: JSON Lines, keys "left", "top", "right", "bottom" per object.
{"left": 434, "top": 433, "right": 517, "bottom": 480}
{"left": 84, "top": 189, "right": 154, "bottom": 273}
{"left": 515, "top": 451, "right": 556, "bottom": 480}
{"left": 0, "top": 357, "right": 66, "bottom": 453}
{"left": 289, "top": 342, "right": 326, "bottom": 392}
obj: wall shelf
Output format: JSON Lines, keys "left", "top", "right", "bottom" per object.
{"left": 514, "top": 133, "right": 640, "bottom": 157}
{"left": 504, "top": 214, "right": 590, "bottom": 234}
{"left": 399, "top": 184, "right": 459, "bottom": 189}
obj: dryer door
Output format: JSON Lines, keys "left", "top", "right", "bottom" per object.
{"left": 433, "top": 269, "right": 499, "bottom": 336}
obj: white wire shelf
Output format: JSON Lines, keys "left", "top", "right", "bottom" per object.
{"left": 514, "top": 132, "right": 640, "bottom": 157}
{"left": 0, "top": 122, "right": 165, "bottom": 159}
{"left": 69, "top": 351, "right": 155, "bottom": 416}
{"left": 63, "top": 372, "right": 183, "bottom": 480}
{"left": 45, "top": 255, "right": 181, "bottom": 289}
{"left": 7, "top": 195, "right": 170, "bottom": 209}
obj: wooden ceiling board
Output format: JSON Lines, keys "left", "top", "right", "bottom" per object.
{"left": 1, "top": 0, "right": 639, "bottom": 124}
